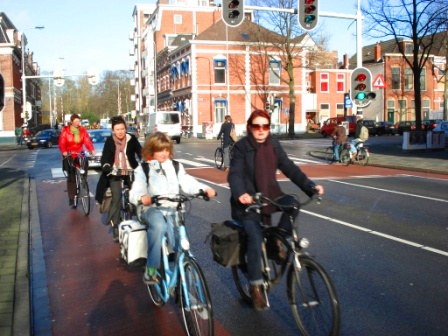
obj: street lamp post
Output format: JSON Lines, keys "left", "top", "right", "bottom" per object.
{"left": 21, "top": 26, "right": 44, "bottom": 126}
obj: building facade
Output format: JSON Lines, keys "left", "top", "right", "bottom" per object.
{"left": 0, "top": 12, "right": 43, "bottom": 138}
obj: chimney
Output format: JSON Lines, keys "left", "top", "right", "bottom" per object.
{"left": 343, "top": 54, "right": 349, "bottom": 69}
{"left": 374, "top": 42, "right": 382, "bottom": 62}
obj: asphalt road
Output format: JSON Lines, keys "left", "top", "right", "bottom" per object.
{"left": 3, "top": 137, "right": 448, "bottom": 335}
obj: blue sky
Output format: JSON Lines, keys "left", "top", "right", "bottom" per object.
{"left": 2, "top": 0, "right": 371, "bottom": 75}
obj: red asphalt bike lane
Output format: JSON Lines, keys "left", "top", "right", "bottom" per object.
{"left": 36, "top": 164, "right": 447, "bottom": 335}
{"left": 36, "top": 179, "right": 230, "bottom": 336}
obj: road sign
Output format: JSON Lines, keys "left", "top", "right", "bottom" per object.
{"left": 372, "top": 74, "right": 386, "bottom": 88}
{"left": 344, "top": 95, "right": 353, "bottom": 108}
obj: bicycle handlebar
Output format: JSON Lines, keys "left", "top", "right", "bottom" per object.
{"left": 151, "top": 189, "right": 214, "bottom": 206}
{"left": 245, "top": 190, "right": 321, "bottom": 214}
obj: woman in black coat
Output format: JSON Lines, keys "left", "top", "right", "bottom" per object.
{"left": 227, "top": 109, "right": 324, "bottom": 310}
{"left": 95, "top": 117, "right": 142, "bottom": 241}
{"left": 216, "top": 115, "right": 235, "bottom": 170}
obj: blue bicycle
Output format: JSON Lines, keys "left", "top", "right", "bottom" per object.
{"left": 146, "top": 191, "right": 214, "bottom": 336}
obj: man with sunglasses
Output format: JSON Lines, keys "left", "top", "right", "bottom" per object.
{"left": 228, "top": 109, "right": 324, "bottom": 310}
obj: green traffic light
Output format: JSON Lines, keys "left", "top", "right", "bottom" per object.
{"left": 304, "top": 15, "right": 315, "bottom": 23}
{"left": 355, "top": 92, "right": 366, "bottom": 100}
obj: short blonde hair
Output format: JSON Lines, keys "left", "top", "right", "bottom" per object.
{"left": 142, "top": 132, "right": 174, "bottom": 160}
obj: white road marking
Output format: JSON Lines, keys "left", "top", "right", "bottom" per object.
{"left": 174, "top": 158, "right": 209, "bottom": 167}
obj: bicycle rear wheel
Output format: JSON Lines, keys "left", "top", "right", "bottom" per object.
{"left": 325, "top": 147, "right": 335, "bottom": 164}
{"left": 214, "top": 147, "right": 223, "bottom": 169}
{"left": 356, "top": 147, "right": 369, "bottom": 166}
{"left": 79, "top": 176, "right": 90, "bottom": 215}
{"left": 179, "top": 256, "right": 214, "bottom": 336}
{"left": 287, "top": 255, "right": 340, "bottom": 336}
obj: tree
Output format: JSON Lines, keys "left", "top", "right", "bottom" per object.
{"left": 251, "top": 0, "right": 330, "bottom": 137}
{"left": 362, "top": 0, "right": 448, "bottom": 129}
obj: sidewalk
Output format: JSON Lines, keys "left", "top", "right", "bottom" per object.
{"left": 0, "top": 136, "right": 446, "bottom": 335}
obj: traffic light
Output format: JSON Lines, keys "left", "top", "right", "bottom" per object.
{"left": 350, "top": 67, "right": 376, "bottom": 106}
{"left": 222, "top": 0, "right": 245, "bottom": 27}
{"left": 298, "top": 0, "right": 319, "bottom": 31}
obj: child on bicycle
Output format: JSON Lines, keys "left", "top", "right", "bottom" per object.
{"left": 227, "top": 109, "right": 324, "bottom": 310}
{"left": 129, "top": 132, "right": 217, "bottom": 284}
{"left": 59, "top": 113, "right": 95, "bottom": 208}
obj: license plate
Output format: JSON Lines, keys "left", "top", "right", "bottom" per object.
{"left": 31, "top": 142, "right": 38, "bottom": 146}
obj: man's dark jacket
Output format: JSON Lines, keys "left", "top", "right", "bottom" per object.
{"left": 217, "top": 121, "right": 234, "bottom": 148}
{"left": 227, "top": 136, "right": 315, "bottom": 221}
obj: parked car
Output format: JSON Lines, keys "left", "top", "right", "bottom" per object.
{"left": 432, "top": 121, "right": 448, "bottom": 146}
{"left": 86, "top": 129, "right": 112, "bottom": 168}
{"left": 27, "top": 129, "right": 60, "bottom": 149}
{"left": 375, "top": 121, "right": 395, "bottom": 135}
{"left": 29, "top": 123, "right": 52, "bottom": 136}
{"left": 145, "top": 111, "right": 182, "bottom": 144}
{"left": 361, "top": 120, "right": 379, "bottom": 136}
{"left": 422, "top": 119, "right": 443, "bottom": 131}
{"left": 320, "top": 116, "right": 357, "bottom": 137}
{"left": 394, "top": 120, "right": 414, "bottom": 135}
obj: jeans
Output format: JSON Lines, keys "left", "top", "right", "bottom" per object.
{"left": 107, "top": 175, "right": 132, "bottom": 227}
{"left": 349, "top": 139, "right": 362, "bottom": 154}
{"left": 223, "top": 145, "right": 230, "bottom": 168}
{"left": 241, "top": 195, "right": 299, "bottom": 284}
{"left": 333, "top": 143, "right": 342, "bottom": 161}
{"left": 141, "top": 207, "right": 176, "bottom": 269}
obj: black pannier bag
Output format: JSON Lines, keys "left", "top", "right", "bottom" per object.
{"left": 208, "top": 220, "right": 246, "bottom": 267}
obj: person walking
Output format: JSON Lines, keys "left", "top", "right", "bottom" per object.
{"left": 129, "top": 132, "right": 216, "bottom": 284}
{"left": 58, "top": 113, "right": 95, "bottom": 207}
{"left": 15, "top": 126, "right": 23, "bottom": 146}
{"left": 227, "top": 109, "right": 324, "bottom": 310}
{"left": 216, "top": 115, "right": 235, "bottom": 171}
{"left": 95, "top": 116, "right": 142, "bottom": 242}
{"left": 331, "top": 121, "right": 348, "bottom": 162}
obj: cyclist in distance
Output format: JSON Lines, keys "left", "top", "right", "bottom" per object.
{"left": 95, "top": 116, "right": 142, "bottom": 242}
{"left": 349, "top": 115, "right": 368, "bottom": 158}
{"left": 129, "top": 132, "right": 217, "bottom": 284}
{"left": 59, "top": 113, "right": 95, "bottom": 208}
{"left": 216, "top": 115, "right": 235, "bottom": 171}
{"left": 227, "top": 109, "right": 324, "bottom": 310}
{"left": 331, "top": 121, "right": 348, "bottom": 163}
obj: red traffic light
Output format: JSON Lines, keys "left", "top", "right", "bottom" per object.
{"left": 355, "top": 74, "right": 367, "bottom": 82}
{"left": 355, "top": 83, "right": 366, "bottom": 90}
{"left": 305, "top": 0, "right": 315, "bottom": 3}
{"left": 228, "top": 0, "right": 239, "bottom": 8}
{"left": 305, "top": 5, "right": 316, "bottom": 13}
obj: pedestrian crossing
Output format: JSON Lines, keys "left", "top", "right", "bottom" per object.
{"left": 49, "top": 154, "right": 325, "bottom": 178}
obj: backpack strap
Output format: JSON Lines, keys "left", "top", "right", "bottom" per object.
{"left": 141, "top": 159, "right": 180, "bottom": 184}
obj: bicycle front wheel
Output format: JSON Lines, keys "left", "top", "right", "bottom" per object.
{"left": 79, "top": 176, "right": 90, "bottom": 215}
{"left": 287, "top": 256, "right": 340, "bottom": 336}
{"left": 179, "top": 256, "right": 214, "bottom": 336}
{"left": 356, "top": 147, "right": 369, "bottom": 166}
{"left": 325, "top": 147, "right": 335, "bottom": 164}
{"left": 340, "top": 148, "right": 351, "bottom": 166}
{"left": 214, "top": 147, "right": 223, "bottom": 169}
{"left": 231, "top": 262, "right": 252, "bottom": 303}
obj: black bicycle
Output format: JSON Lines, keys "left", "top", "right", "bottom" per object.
{"left": 65, "top": 152, "right": 91, "bottom": 215}
{"left": 214, "top": 139, "right": 233, "bottom": 169}
{"left": 231, "top": 193, "right": 340, "bottom": 335}
{"left": 325, "top": 138, "right": 351, "bottom": 166}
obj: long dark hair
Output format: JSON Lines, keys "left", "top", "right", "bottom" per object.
{"left": 246, "top": 110, "right": 271, "bottom": 133}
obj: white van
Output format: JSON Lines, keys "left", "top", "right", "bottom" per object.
{"left": 144, "top": 111, "right": 182, "bottom": 144}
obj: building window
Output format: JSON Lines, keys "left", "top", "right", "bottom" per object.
{"left": 320, "top": 73, "right": 329, "bottom": 92}
{"left": 420, "top": 69, "right": 426, "bottom": 91}
{"left": 398, "top": 99, "right": 407, "bottom": 110}
{"left": 404, "top": 68, "right": 413, "bottom": 90}
{"left": 387, "top": 100, "right": 395, "bottom": 108}
{"left": 336, "top": 103, "right": 344, "bottom": 115}
{"left": 269, "top": 59, "right": 281, "bottom": 85}
{"left": 405, "top": 43, "right": 413, "bottom": 54}
{"left": 174, "top": 14, "right": 182, "bottom": 24}
{"left": 214, "top": 99, "right": 227, "bottom": 123}
{"left": 336, "top": 73, "right": 345, "bottom": 92}
{"left": 214, "top": 59, "right": 226, "bottom": 84}
{"left": 391, "top": 67, "right": 400, "bottom": 90}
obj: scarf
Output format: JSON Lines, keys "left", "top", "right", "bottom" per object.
{"left": 70, "top": 125, "right": 80, "bottom": 143}
{"left": 113, "top": 134, "right": 128, "bottom": 174}
{"left": 248, "top": 134, "right": 282, "bottom": 217}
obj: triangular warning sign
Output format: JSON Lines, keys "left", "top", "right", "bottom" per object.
{"left": 372, "top": 74, "right": 386, "bottom": 88}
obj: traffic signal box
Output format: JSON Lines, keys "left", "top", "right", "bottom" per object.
{"left": 350, "top": 67, "right": 376, "bottom": 107}
{"left": 222, "top": 0, "right": 245, "bottom": 27}
{"left": 298, "top": 0, "right": 319, "bottom": 31}
{"left": 0, "top": 74, "right": 4, "bottom": 110}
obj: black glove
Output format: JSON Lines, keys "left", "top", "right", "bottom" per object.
{"left": 102, "top": 164, "right": 112, "bottom": 174}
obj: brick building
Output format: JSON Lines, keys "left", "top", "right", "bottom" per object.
{"left": 0, "top": 12, "right": 43, "bottom": 138}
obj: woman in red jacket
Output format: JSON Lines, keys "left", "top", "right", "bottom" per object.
{"left": 59, "top": 113, "right": 95, "bottom": 207}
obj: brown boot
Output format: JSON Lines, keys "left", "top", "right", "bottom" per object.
{"left": 249, "top": 285, "right": 267, "bottom": 310}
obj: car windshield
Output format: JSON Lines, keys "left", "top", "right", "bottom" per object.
{"left": 89, "top": 131, "right": 111, "bottom": 143}
{"left": 158, "top": 114, "right": 180, "bottom": 124}
{"left": 36, "top": 130, "right": 53, "bottom": 137}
